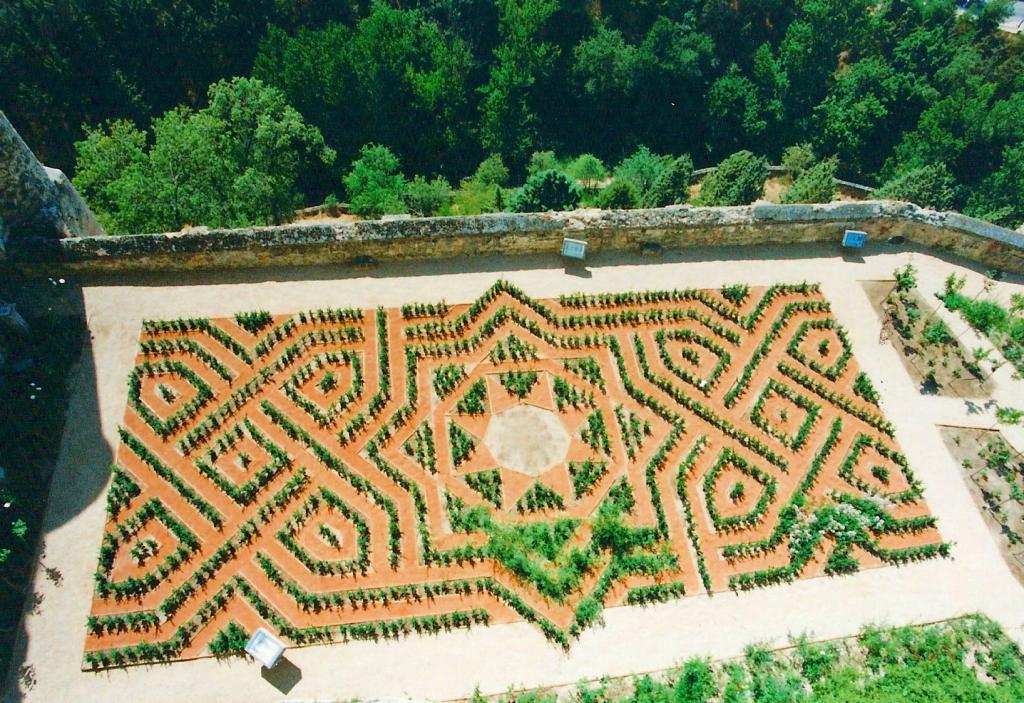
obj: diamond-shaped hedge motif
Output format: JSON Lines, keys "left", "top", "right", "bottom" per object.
{"left": 654, "top": 328, "right": 732, "bottom": 394}
{"left": 750, "top": 379, "right": 821, "bottom": 450}
{"left": 277, "top": 487, "right": 370, "bottom": 576}
{"left": 94, "top": 498, "right": 200, "bottom": 601}
{"left": 839, "top": 433, "right": 922, "bottom": 503}
{"left": 194, "top": 419, "right": 293, "bottom": 505}
{"left": 281, "top": 350, "right": 363, "bottom": 428}
{"left": 128, "top": 360, "right": 213, "bottom": 439}
{"left": 788, "top": 319, "right": 852, "bottom": 380}
{"left": 703, "top": 449, "right": 777, "bottom": 532}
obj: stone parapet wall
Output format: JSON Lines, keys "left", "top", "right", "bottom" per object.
{"left": 4, "top": 201, "right": 1024, "bottom": 275}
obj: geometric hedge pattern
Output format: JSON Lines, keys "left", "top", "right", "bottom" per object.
{"left": 84, "top": 281, "right": 945, "bottom": 668}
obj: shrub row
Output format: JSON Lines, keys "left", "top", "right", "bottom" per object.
{"left": 674, "top": 436, "right": 713, "bottom": 592}
{"left": 86, "top": 610, "right": 161, "bottom": 636}
{"left": 569, "top": 458, "right": 608, "bottom": 499}
{"left": 488, "top": 333, "right": 539, "bottom": 363}
{"left": 632, "top": 335, "right": 787, "bottom": 469}
{"left": 515, "top": 482, "right": 566, "bottom": 513}
{"left": 296, "top": 307, "right": 364, "bottom": 325}
{"left": 238, "top": 568, "right": 490, "bottom": 647}
{"left": 119, "top": 428, "right": 223, "bottom": 528}
{"left": 723, "top": 300, "right": 831, "bottom": 408}
{"left": 778, "top": 361, "right": 895, "bottom": 436}
{"left": 432, "top": 362, "right": 467, "bottom": 398}
{"left": 853, "top": 372, "right": 881, "bottom": 405}
{"left": 499, "top": 370, "right": 539, "bottom": 398}
{"left": 159, "top": 518, "right": 259, "bottom": 618}
{"left": 270, "top": 328, "right": 364, "bottom": 376}
{"left": 402, "top": 421, "right": 438, "bottom": 473}
{"left": 455, "top": 378, "right": 488, "bottom": 414}
{"left": 86, "top": 579, "right": 239, "bottom": 669}
{"left": 580, "top": 408, "right": 612, "bottom": 455}
{"left": 142, "top": 317, "right": 252, "bottom": 364}
{"left": 178, "top": 370, "right": 270, "bottom": 454}
{"left": 401, "top": 300, "right": 450, "bottom": 319}
{"left": 554, "top": 376, "right": 596, "bottom": 410}
{"left": 138, "top": 337, "right": 234, "bottom": 382}
{"left": 464, "top": 468, "right": 503, "bottom": 507}
{"left": 255, "top": 467, "right": 310, "bottom": 526}
{"left": 562, "top": 356, "right": 606, "bottom": 390}
{"left": 234, "top": 310, "right": 273, "bottom": 334}
{"left": 624, "top": 581, "right": 686, "bottom": 606}
{"left": 105, "top": 465, "right": 141, "bottom": 518}
{"left": 558, "top": 283, "right": 819, "bottom": 333}
{"left": 448, "top": 421, "right": 476, "bottom": 467}
{"left": 615, "top": 405, "right": 652, "bottom": 461}
{"left": 262, "top": 401, "right": 403, "bottom": 567}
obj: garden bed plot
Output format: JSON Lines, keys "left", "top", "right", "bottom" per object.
{"left": 940, "top": 425, "right": 1024, "bottom": 582}
{"left": 82, "top": 281, "right": 945, "bottom": 670}
{"left": 863, "top": 281, "right": 991, "bottom": 397}
{"left": 476, "top": 614, "right": 1024, "bottom": 703}
{"left": 937, "top": 280, "right": 1024, "bottom": 378}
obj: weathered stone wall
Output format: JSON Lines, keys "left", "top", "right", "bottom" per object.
{"left": 0, "top": 111, "right": 104, "bottom": 242}
{"left": 4, "top": 201, "right": 1024, "bottom": 275}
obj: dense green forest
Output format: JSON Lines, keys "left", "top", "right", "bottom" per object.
{"left": 2, "top": 0, "right": 1023, "bottom": 233}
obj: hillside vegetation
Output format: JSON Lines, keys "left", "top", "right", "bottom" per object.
{"left": 2, "top": 0, "right": 1022, "bottom": 232}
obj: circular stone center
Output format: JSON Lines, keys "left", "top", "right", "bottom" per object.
{"left": 483, "top": 405, "right": 570, "bottom": 477}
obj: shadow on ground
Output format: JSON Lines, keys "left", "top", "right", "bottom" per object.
{"left": 0, "top": 269, "right": 113, "bottom": 700}
{"left": 261, "top": 657, "right": 302, "bottom": 694}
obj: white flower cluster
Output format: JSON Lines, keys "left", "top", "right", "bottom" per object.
{"left": 787, "top": 502, "right": 885, "bottom": 555}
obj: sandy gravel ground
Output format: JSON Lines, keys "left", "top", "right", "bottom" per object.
{"left": 5, "top": 241, "right": 1024, "bottom": 703}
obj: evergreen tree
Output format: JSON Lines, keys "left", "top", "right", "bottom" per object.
{"left": 696, "top": 150, "right": 769, "bottom": 206}
{"left": 511, "top": 170, "right": 581, "bottom": 212}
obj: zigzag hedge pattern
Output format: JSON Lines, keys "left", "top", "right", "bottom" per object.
{"left": 85, "top": 282, "right": 944, "bottom": 668}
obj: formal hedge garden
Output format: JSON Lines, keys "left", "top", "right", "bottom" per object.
{"left": 86, "top": 281, "right": 944, "bottom": 667}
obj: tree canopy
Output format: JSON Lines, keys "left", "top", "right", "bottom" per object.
{"left": 697, "top": 151, "right": 769, "bottom": 206}
{"left": 4, "top": 0, "right": 1020, "bottom": 229}
{"left": 72, "top": 78, "right": 334, "bottom": 234}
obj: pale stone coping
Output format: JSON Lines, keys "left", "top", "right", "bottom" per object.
{"left": 4, "top": 200, "right": 1024, "bottom": 275}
